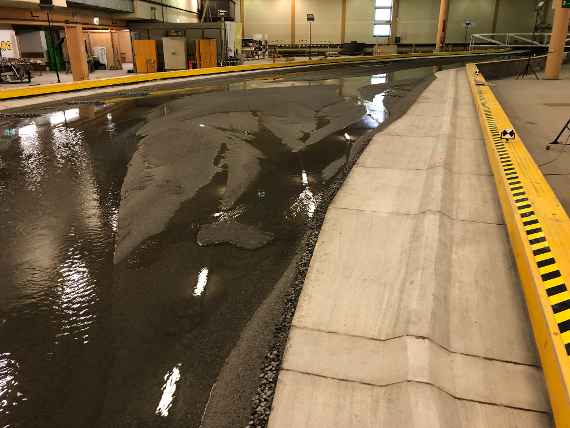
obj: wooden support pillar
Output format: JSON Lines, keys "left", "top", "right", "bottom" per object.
{"left": 544, "top": 0, "right": 570, "bottom": 79}
{"left": 340, "top": 0, "right": 347, "bottom": 44}
{"left": 64, "top": 25, "right": 89, "bottom": 81}
{"left": 392, "top": 0, "right": 400, "bottom": 41}
{"left": 491, "top": 0, "right": 501, "bottom": 33}
{"left": 291, "top": 0, "right": 295, "bottom": 45}
{"left": 240, "top": 0, "right": 245, "bottom": 38}
{"left": 435, "top": 0, "right": 449, "bottom": 51}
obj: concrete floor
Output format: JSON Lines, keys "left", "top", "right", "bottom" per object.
{"left": 492, "top": 65, "right": 570, "bottom": 212}
{"left": 268, "top": 68, "right": 552, "bottom": 427}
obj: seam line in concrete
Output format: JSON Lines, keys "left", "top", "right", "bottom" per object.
{"left": 354, "top": 164, "right": 492, "bottom": 176}
{"left": 289, "top": 326, "right": 539, "bottom": 369}
{"left": 329, "top": 206, "right": 506, "bottom": 226}
{"left": 280, "top": 369, "right": 548, "bottom": 415}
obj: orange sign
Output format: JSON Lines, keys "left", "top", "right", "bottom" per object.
{"left": 0, "top": 40, "right": 13, "bottom": 51}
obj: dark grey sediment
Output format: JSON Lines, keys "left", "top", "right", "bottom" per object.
{"left": 199, "top": 74, "right": 435, "bottom": 428}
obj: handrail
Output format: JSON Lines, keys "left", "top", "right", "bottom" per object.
{"left": 470, "top": 32, "right": 570, "bottom": 50}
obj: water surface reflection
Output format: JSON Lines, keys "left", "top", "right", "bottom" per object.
{"left": 0, "top": 66, "right": 432, "bottom": 427}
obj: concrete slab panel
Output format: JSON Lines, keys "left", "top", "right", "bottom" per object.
{"left": 269, "top": 371, "right": 551, "bottom": 428}
{"left": 293, "top": 208, "right": 433, "bottom": 339}
{"left": 453, "top": 137, "right": 491, "bottom": 175}
{"left": 330, "top": 166, "right": 444, "bottom": 214}
{"left": 331, "top": 165, "right": 500, "bottom": 224}
{"left": 451, "top": 173, "right": 502, "bottom": 224}
{"left": 357, "top": 135, "right": 439, "bottom": 170}
{"left": 406, "top": 101, "right": 450, "bottom": 117}
{"left": 448, "top": 220, "right": 538, "bottom": 364}
{"left": 282, "top": 328, "right": 548, "bottom": 411}
{"left": 457, "top": 114, "right": 483, "bottom": 137}
{"left": 382, "top": 113, "right": 445, "bottom": 137}
{"left": 293, "top": 207, "right": 536, "bottom": 365}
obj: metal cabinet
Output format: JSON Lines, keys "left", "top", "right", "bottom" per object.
{"left": 162, "top": 37, "right": 187, "bottom": 70}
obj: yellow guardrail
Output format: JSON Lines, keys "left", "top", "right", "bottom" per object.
{"left": 467, "top": 63, "right": 570, "bottom": 427}
{"left": 0, "top": 49, "right": 507, "bottom": 101}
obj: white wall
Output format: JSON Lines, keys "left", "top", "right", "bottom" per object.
{"left": 295, "top": 0, "right": 342, "bottom": 43}
{"left": 397, "top": 0, "right": 439, "bottom": 44}
{"left": 398, "top": 0, "right": 538, "bottom": 44}
{"left": 243, "top": 0, "right": 291, "bottom": 42}
{"left": 494, "top": 0, "right": 537, "bottom": 34}
{"left": 346, "top": 0, "right": 376, "bottom": 43}
{"left": 127, "top": 0, "right": 199, "bottom": 22}
{"left": 243, "top": 0, "right": 541, "bottom": 45}
{"left": 446, "top": 0, "right": 494, "bottom": 43}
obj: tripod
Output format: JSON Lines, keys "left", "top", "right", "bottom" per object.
{"left": 546, "top": 118, "right": 570, "bottom": 150}
{"left": 516, "top": 2, "right": 543, "bottom": 80}
{"left": 517, "top": 50, "right": 540, "bottom": 80}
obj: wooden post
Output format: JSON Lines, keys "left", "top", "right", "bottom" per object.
{"left": 240, "top": 0, "right": 245, "bottom": 39}
{"left": 291, "top": 0, "right": 295, "bottom": 45}
{"left": 64, "top": 25, "right": 89, "bottom": 81}
{"left": 491, "top": 0, "right": 501, "bottom": 33}
{"left": 392, "top": 0, "right": 400, "bottom": 42}
{"left": 340, "top": 0, "right": 347, "bottom": 44}
{"left": 544, "top": 0, "right": 570, "bottom": 79}
{"left": 435, "top": 0, "right": 449, "bottom": 51}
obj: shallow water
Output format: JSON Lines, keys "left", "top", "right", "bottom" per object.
{"left": 0, "top": 65, "right": 432, "bottom": 427}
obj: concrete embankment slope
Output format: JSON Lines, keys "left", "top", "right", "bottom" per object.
{"left": 267, "top": 68, "right": 552, "bottom": 427}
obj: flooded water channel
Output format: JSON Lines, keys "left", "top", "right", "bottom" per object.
{"left": 0, "top": 65, "right": 432, "bottom": 427}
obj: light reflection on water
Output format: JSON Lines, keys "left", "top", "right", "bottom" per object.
{"left": 365, "top": 73, "right": 388, "bottom": 125}
{"left": 51, "top": 125, "right": 86, "bottom": 168}
{"left": 0, "top": 354, "right": 26, "bottom": 421}
{"left": 55, "top": 242, "right": 98, "bottom": 344}
{"left": 366, "top": 92, "right": 387, "bottom": 124}
{"left": 292, "top": 187, "right": 318, "bottom": 219}
{"left": 155, "top": 364, "right": 182, "bottom": 417}
{"left": 110, "top": 206, "right": 119, "bottom": 233}
{"left": 1, "top": 102, "right": 120, "bottom": 426}
{"left": 17, "top": 122, "right": 44, "bottom": 191}
{"left": 49, "top": 108, "right": 80, "bottom": 126}
{"left": 288, "top": 170, "right": 319, "bottom": 220}
{"left": 193, "top": 267, "right": 209, "bottom": 297}
{"left": 105, "top": 113, "right": 116, "bottom": 134}
{"left": 371, "top": 73, "right": 387, "bottom": 85}
{"left": 212, "top": 204, "right": 247, "bottom": 223}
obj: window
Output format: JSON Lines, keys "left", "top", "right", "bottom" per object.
{"left": 373, "top": 0, "right": 393, "bottom": 37}
{"left": 374, "top": 8, "right": 391, "bottom": 22}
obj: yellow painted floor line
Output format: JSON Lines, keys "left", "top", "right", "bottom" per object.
{"left": 467, "top": 63, "right": 570, "bottom": 428}
{"left": 0, "top": 50, "right": 506, "bottom": 101}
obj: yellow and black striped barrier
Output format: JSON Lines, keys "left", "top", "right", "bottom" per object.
{"left": 467, "top": 63, "right": 570, "bottom": 427}
{"left": 0, "top": 49, "right": 507, "bottom": 101}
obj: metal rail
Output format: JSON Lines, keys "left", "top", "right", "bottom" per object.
{"left": 0, "top": 50, "right": 507, "bottom": 101}
{"left": 467, "top": 63, "right": 570, "bottom": 428}
{"left": 470, "top": 32, "right": 570, "bottom": 50}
